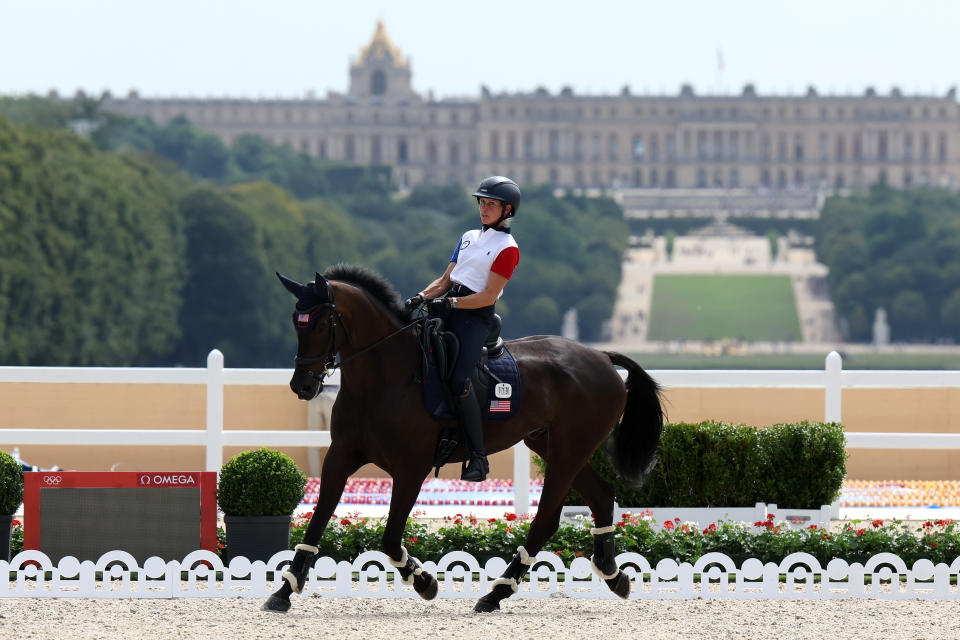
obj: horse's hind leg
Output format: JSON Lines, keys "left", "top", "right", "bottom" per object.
{"left": 382, "top": 472, "right": 438, "bottom": 600}
{"left": 262, "top": 444, "right": 363, "bottom": 612}
{"left": 570, "top": 465, "right": 631, "bottom": 599}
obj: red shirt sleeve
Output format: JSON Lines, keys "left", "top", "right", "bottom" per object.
{"left": 490, "top": 246, "right": 520, "bottom": 279}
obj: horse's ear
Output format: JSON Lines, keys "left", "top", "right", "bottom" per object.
{"left": 314, "top": 272, "right": 331, "bottom": 302}
{"left": 277, "top": 272, "right": 308, "bottom": 299}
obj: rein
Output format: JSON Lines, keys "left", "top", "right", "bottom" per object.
{"left": 293, "top": 295, "right": 420, "bottom": 380}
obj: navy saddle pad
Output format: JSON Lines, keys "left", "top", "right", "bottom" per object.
{"left": 423, "top": 345, "right": 521, "bottom": 422}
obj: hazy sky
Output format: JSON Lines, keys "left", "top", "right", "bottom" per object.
{"left": 5, "top": 0, "right": 957, "bottom": 100}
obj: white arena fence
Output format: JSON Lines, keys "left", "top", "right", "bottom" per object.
{"left": 3, "top": 549, "right": 960, "bottom": 599}
{"left": 2, "top": 349, "right": 960, "bottom": 514}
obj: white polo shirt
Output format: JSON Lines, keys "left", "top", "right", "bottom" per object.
{"left": 449, "top": 227, "right": 520, "bottom": 297}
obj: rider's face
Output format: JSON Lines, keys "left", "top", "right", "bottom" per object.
{"left": 478, "top": 198, "right": 508, "bottom": 226}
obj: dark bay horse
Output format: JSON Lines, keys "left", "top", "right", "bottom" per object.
{"left": 264, "top": 264, "right": 664, "bottom": 612}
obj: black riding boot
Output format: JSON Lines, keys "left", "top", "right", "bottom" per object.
{"left": 456, "top": 385, "right": 488, "bottom": 482}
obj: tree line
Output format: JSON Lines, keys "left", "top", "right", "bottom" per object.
{"left": 816, "top": 185, "right": 960, "bottom": 342}
{"left": 0, "top": 100, "right": 627, "bottom": 366}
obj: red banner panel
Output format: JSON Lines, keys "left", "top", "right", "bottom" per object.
{"left": 24, "top": 472, "right": 217, "bottom": 563}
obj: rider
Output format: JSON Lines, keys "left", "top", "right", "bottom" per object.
{"left": 405, "top": 176, "right": 521, "bottom": 482}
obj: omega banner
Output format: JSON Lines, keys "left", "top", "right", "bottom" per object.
{"left": 24, "top": 472, "right": 217, "bottom": 563}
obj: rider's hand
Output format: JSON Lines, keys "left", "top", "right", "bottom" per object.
{"left": 404, "top": 294, "right": 425, "bottom": 312}
{"left": 427, "top": 297, "right": 452, "bottom": 318}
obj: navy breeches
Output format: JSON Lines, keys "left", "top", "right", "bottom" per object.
{"left": 446, "top": 305, "right": 495, "bottom": 395}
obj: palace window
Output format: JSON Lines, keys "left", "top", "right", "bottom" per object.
{"left": 794, "top": 133, "right": 804, "bottom": 161}
{"left": 938, "top": 133, "right": 948, "bottom": 162}
{"left": 397, "top": 139, "right": 408, "bottom": 164}
{"left": 371, "top": 70, "right": 387, "bottom": 96}
{"left": 490, "top": 133, "right": 500, "bottom": 160}
{"left": 633, "top": 135, "right": 644, "bottom": 161}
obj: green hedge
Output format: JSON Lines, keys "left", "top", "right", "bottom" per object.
{"left": 537, "top": 421, "right": 847, "bottom": 509}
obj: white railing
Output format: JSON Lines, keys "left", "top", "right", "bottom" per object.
{"left": 5, "top": 549, "right": 959, "bottom": 599}
{"left": 2, "top": 349, "right": 960, "bottom": 514}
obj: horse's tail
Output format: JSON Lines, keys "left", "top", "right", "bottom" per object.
{"left": 603, "top": 351, "right": 665, "bottom": 488}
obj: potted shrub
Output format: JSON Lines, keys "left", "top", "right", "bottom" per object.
{"left": 0, "top": 450, "right": 25, "bottom": 561}
{"left": 217, "top": 448, "right": 306, "bottom": 563}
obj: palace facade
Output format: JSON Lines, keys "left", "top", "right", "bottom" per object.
{"left": 102, "top": 21, "right": 960, "bottom": 193}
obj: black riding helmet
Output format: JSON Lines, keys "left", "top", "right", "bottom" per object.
{"left": 473, "top": 176, "right": 520, "bottom": 228}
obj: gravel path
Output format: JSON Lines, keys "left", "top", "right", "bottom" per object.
{"left": 2, "top": 596, "right": 960, "bottom": 640}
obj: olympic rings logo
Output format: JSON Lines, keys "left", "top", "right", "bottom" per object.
{"left": 42, "top": 475, "right": 63, "bottom": 485}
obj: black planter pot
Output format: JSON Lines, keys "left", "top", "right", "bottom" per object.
{"left": 224, "top": 514, "right": 291, "bottom": 563}
{"left": 0, "top": 514, "right": 11, "bottom": 562}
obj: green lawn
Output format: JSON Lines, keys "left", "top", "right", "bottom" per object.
{"left": 648, "top": 275, "right": 801, "bottom": 342}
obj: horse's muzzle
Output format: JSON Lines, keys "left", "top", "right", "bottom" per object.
{"left": 290, "top": 368, "right": 323, "bottom": 401}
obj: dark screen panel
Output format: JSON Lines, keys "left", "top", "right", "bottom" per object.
{"left": 39, "top": 487, "right": 201, "bottom": 563}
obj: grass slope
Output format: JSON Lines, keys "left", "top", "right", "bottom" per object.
{"left": 648, "top": 274, "right": 801, "bottom": 342}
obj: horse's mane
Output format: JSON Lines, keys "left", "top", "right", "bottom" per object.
{"left": 323, "top": 263, "right": 413, "bottom": 323}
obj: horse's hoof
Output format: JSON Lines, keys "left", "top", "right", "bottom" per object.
{"left": 474, "top": 595, "right": 501, "bottom": 613}
{"left": 605, "top": 571, "right": 631, "bottom": 599}
{"left": 414, "top": 572, "right": 438, "bottom": 600}
{"left": 261, "top": 595, "right": 292, "bottom": 613}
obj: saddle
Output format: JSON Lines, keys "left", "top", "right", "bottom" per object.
{"left": 420, "top": 314, "right": 513, "bottom": 476}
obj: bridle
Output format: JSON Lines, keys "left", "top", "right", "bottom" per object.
{"left": 291, "top": 284, "right": 421, "bottom": 387}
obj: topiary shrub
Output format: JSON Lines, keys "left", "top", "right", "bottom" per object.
{"left": 217, "top": 448, "right": 306, "bottom": 517}
{"left": 756, "top": 421, "right": 848, "bottom": 509}
{"left": 0, "top": 451, "right": 24, "bottom": 515}
{"left": 543, "top": 420, "right": 847, "bottom": 509}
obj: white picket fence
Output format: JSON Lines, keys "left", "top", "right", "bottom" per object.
{"left": 3, "top": 349, "right": 960, "bottom": 514}
{"left": 3, "top": 549, "right": 959, "bottom": 599}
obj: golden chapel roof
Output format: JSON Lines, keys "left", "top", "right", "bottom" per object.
{"left": 354, "top": 20, "right": 408, "bottom": 69}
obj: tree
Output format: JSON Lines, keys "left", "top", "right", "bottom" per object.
{"left": 186, "top": 133, "right": 230, "bottom": 179}
{"left": 0, "top": 117, "right": 185, "bottom": 365}
{"left": 940, "top": 290, "right": 960, "bottom": 338}
{"left": 890, "top": 290, "right": 927, "bottom": 340}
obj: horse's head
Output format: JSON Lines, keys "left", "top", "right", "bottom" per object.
{"left": 277, "top": 271, "right": 339, "bottom": 401}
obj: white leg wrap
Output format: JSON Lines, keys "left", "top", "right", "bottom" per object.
{"left": 388, "top": 546, "right": 423, "bottom": 585}
{"left": 492, "top": 577, "right": 519, "bottom": 593}
{"left": 516, "top": 546, "right": 534, "bottom": 566}
{"left": 590, "top": 556, "right": 620, "bottom": 581}
{"left": 295, "top": 543, "right": 319, "bottom": 554}
{"left": 283, "top": 570, "right": 302, "bottom": 594}
{"left": 388, "top": 547, "right": 409, "bottom": 567}
{"left": 591, "top": 525, "right": 616, "bottom": 535}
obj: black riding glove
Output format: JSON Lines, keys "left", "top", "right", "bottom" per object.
{"left": 404, "top": 294, "right": 425, "bottom": 312}
{"left": 427, "top": 297, "right": 452, "bottom": 318}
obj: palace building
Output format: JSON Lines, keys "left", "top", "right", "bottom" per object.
{"left": 102, "top": 21, "right": 959, "bottom": 195}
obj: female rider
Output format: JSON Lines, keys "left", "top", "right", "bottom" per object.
{"left": 405, "top": 176, "right": 521, "bottom": 482}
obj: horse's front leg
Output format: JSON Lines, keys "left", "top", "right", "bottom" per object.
{"left": 382, "top": 472, "right": 438, "bottom": 600}
{"left": 262, "top": 444, "right": 363, "bottom": 612}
